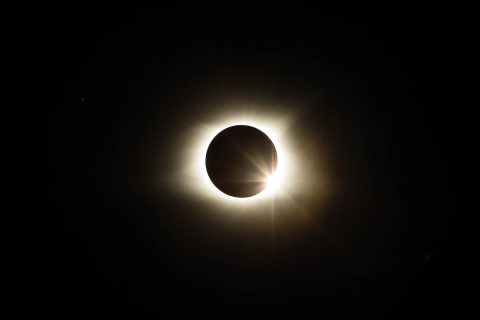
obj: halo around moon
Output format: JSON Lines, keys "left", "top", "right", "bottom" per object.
{"left": 168, "top": 106, "right": 328, "bottom": 212}
{"left": 205, "top": 125, "right": 278, "bottom": 198}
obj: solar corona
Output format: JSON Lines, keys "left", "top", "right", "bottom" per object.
{"left": 205, "top": 125, "right": 278, "bottom": 198}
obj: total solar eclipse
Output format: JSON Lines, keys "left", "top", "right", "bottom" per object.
{"left": 205, "top": 125, "right": 278, "bottom": 198}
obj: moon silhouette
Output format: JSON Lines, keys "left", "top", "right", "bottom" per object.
{"left": 205, "top": 125, "right": 278, "bottom": 198}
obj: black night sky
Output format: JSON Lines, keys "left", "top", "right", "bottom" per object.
{"left": 40, "top": 5, "right": 462, "bottom": 318}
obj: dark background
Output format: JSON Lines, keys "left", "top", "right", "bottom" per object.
{"left": 38, "top": 5, "right": 462, "bottom": 318}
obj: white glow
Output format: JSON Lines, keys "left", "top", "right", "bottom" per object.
{"left": 196, "top": 119, "right": 288, "bottom": 203}
{"left": 264, "top": 171, "right": 281, "bottom": 194}
{"left": 174, "top": 108, "right": 296, "bottom": 207}
{"left": 169, "top": 105, "right": 327, "bottom": 214}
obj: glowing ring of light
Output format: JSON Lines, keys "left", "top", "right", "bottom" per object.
{"left": 180, "top": 110, "right": 296, "bottom": 207}
{"left": 199, "top": 120, "right": 288, "bottom": 202}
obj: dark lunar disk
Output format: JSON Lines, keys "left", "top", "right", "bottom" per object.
{"left": 205, "top": 125, "right": 278, "bottom": 198}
